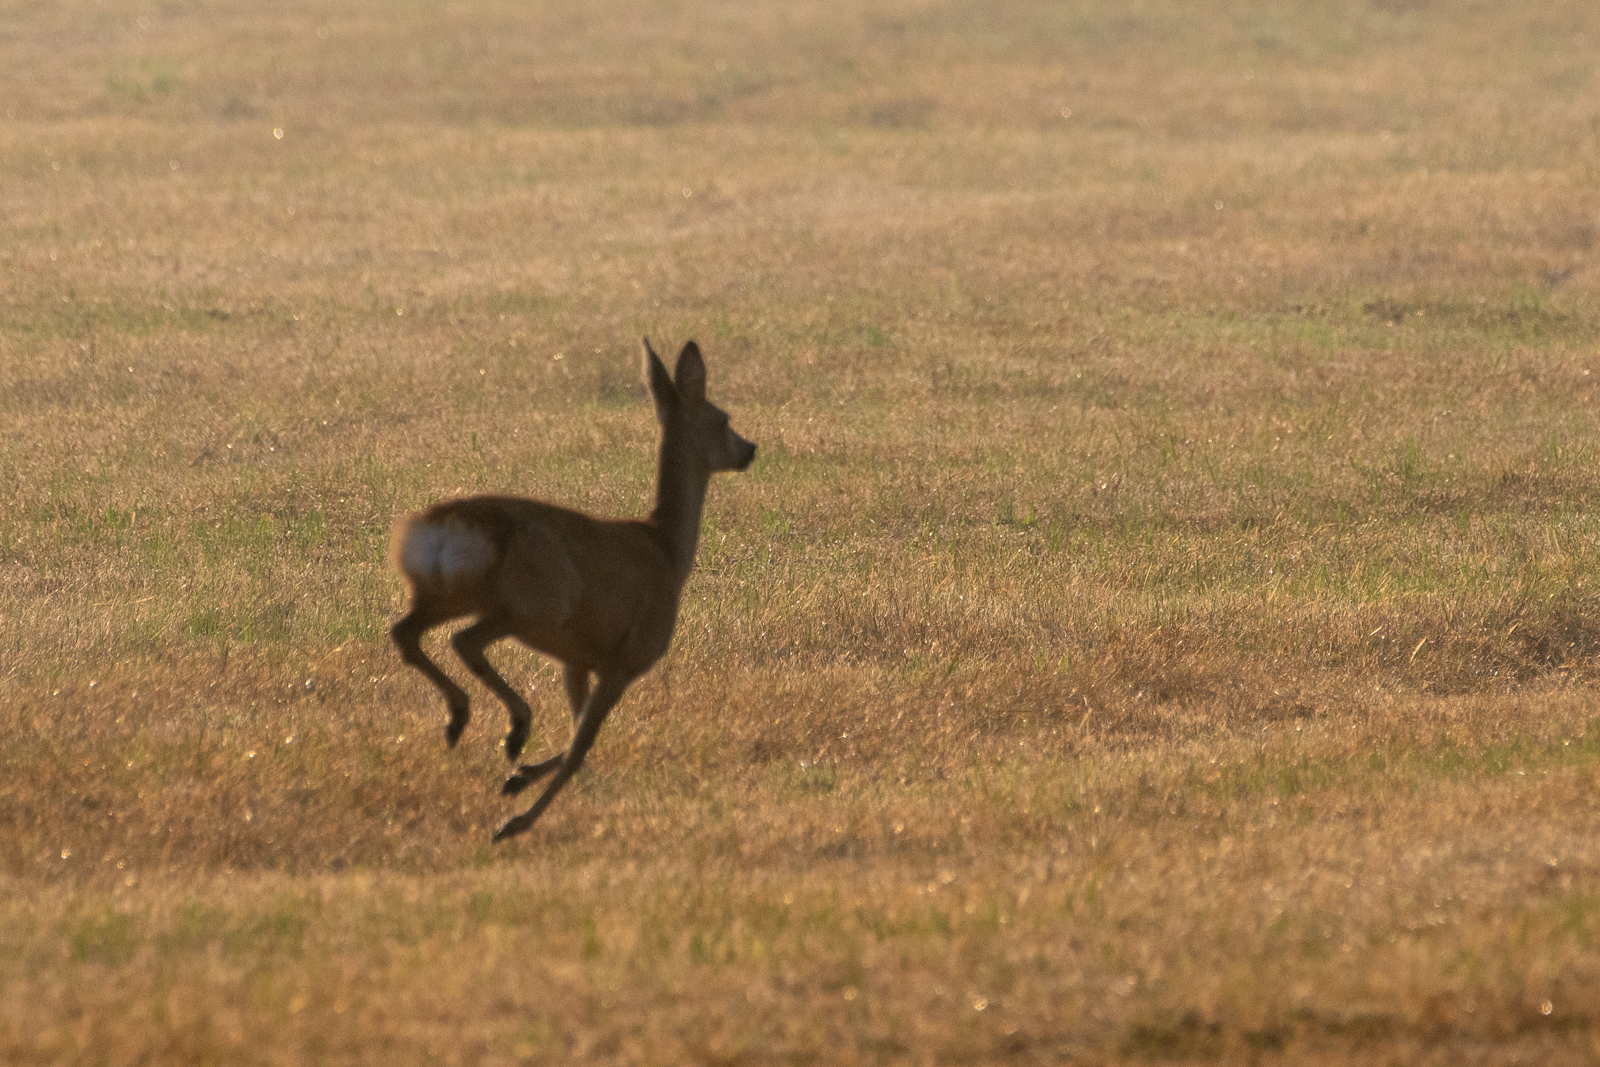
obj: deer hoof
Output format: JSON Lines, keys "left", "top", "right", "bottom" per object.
{"left": 503, "top": 757, "right": 560, "bottom": 795}
{"left": 445, "top": 719, "right": 466, "bottom": 748}
{"left": 493, "top": 814, "right": 532, "bottom": 842}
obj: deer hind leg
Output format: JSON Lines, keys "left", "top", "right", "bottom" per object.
{"left": 465, "top": 524, "right": 581, "bottom": 767}
{"left": 450, "top": 615, "right": 536, "bottom": 761}
{"left": 503, "top": 663, "right": 592, "bottom": 796}
{"left": 495, "top": 670, "right": 633, "bottom": 840}
{"left": 391, "top": 605, "right": 473, "bottom": 749}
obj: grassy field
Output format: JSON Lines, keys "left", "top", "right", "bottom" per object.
{"left": 4, "top": 0, "right": 1600, "bottom": 1062}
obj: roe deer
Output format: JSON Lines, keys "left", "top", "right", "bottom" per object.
{"left": 388, "top": 339, "right": 756, "bottom": 841}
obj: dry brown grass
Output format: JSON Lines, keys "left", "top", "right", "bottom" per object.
{"left": 4, "top": 0, "right": 1600, "bottom": 1063}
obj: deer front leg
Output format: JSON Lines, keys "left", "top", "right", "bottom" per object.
{"left": 563, "top": 663, "right": 591, "bottom": 717}
{"left": 494, "top": 671, "right": 632, "bottom": 841}
{"left": 502, "top": 663, "right": 593, "bottom": 795}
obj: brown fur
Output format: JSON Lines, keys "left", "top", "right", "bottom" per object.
{"left": 389, "top": 339, "right": 756, "bottom": 841}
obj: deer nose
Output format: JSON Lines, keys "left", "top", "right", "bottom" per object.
{"left": 737, "top": 440, "right": 757, "bottom": 471}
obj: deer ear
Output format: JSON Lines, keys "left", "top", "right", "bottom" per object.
{"left": 674, "top": 341, "right": 706, "bottom": 405}
{"left": 643, "top": 337, "right": 678, "bottom": 413}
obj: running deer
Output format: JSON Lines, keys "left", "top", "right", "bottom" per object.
{"left": 388, "top": 339, "right": 756, "bottom": 841}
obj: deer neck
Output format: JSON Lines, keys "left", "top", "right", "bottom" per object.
{"left": 649, "top": 432, "right": 712, "bottom": 585}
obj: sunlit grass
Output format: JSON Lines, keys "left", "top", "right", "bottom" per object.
{"left": 3, "top": 0, "right": 1600, "bottom": 1063}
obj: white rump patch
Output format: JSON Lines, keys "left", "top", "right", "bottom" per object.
{"left": 402, "top": 523, "right": 496, "bottom": 585}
